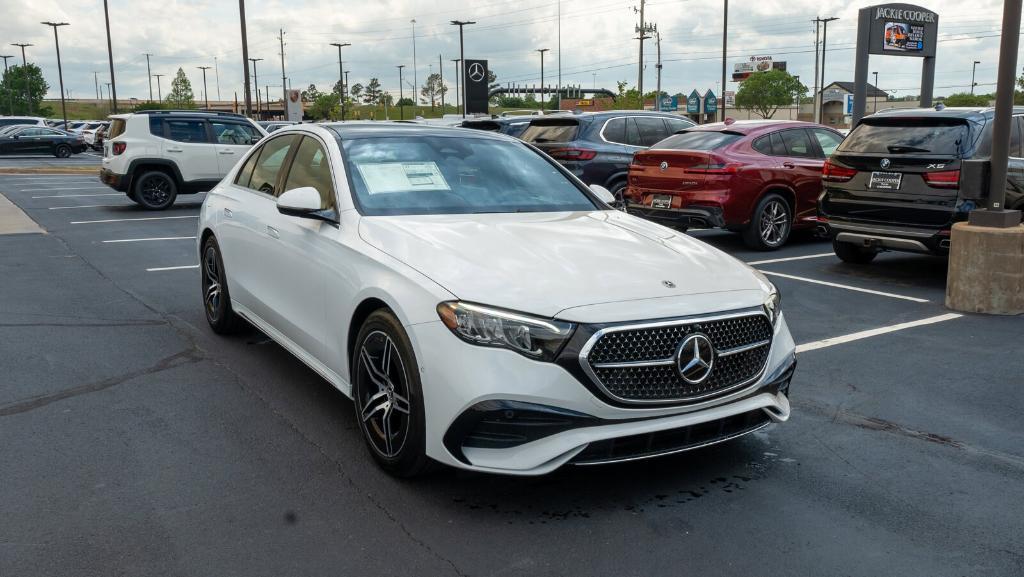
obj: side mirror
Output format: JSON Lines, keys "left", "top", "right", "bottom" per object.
{"left": 590, "top": 184, "right": 616, "bottom": 205}
{"left": 277, "top": 187, "right": 322, "bottom": 218}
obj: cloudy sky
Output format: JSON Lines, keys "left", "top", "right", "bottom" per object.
{"left": 0, "top": 0, "right": 1013, "bottom": 105}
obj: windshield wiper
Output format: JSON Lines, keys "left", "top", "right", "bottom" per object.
{"left": 887, "top": 145, "right": 930, "bottom": 153}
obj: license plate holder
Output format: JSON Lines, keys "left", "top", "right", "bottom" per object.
{"left": 868, "top": 171, "right": 903, "bottom": 190}
{"left": 650, "top": 195, "right": 673, "bottom": 209}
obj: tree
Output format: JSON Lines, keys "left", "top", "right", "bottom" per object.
{"left": 0, "top": 63, "right": 51, "bottom": 116}
{"left": 734, "top": 69, "right": 806, "bottom": 119}
{"left": 397, "top": 97, "right": 415, "bottom": 106}
{"left": 941, "top": 92, "right": 991, "bottom": 107}
{"left": 301, "top": 83, "right": 322, "bottom": 103}
{"left": 363, "top": 77, "right": 383, "bottom": 105}
{"left": 165, "top": 67, "right": 195, "bottom": 108}
{"left": 332, "top": 79, "right": 345, "bottom": 98}
{"left": 420, "top": 73, "right": 447, "bottom": 110}
{"left": 350, "top": 83, "right": 364, "bottom": 102}
{"left": 308, "top": 92, "right": 340, "bottom": 120}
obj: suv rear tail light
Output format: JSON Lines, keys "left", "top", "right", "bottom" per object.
{"left": 922, "top": 169, "right": 960, "bottom": 189}
{"left": 112, "top": 142, "right": 127, "bottom": 155}
{"left": 822, "top": 159, "right": 857, "bottom": 182}
{"left": 548, "top": 147, "right": 597, "bottom": 161}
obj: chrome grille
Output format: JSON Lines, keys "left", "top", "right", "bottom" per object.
{"left": 582, "top": 312, "right": 772, "bottom": 404}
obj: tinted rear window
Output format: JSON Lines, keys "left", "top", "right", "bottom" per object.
{"left": 108, "top": 119, "right": 127, "bottom": 139}
{"left": 520, "top": 121, "right": 579, "bottom": 143}
{"left": 840, "top": 119, "right": 968, "bottom": 155}
{"left": 653, "top": 131, "right": 743, "bottom": 151}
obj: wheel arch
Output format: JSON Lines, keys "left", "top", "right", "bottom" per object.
{"left": 127, "top": 158, "right": 184, "bottom": 191}
{"left": 347, "top": 297, "right": 394, "bottom": 375}
{"left": 756, "top": 185, "right": 797, "bottom": 216}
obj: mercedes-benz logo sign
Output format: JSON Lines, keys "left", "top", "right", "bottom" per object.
{"left": 467, "top": 62, "right": 486, "bottom": 83}
{"left": 676, "top": 333, "right": 715, "bottom": 385}
{"left": 880, "top": 158, "right": 891, "bottom": 169}
{"left": 659, "top": 161, "right": 669, "bottom": 171}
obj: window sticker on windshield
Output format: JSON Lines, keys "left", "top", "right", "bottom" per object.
{"left": 356, "top": 162, "right": 450, "bottom": 194}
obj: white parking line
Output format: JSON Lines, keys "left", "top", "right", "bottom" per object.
{"left": 757, "top": 270, "right": 929, "bottom": 303}
{"left": 104, "top": 236, "right": 196, "bottom": 243}
{"left": 20, "top": 187, "right": 111, "bottom": 192}
{"left": 49, "top": 204, "right": 128, "bottom": 210}
{"left": 796, "top": 313, "right": 963, "bottom": 354}
{"left": 71, "top": 215, "right": 198, "bottom": 224}
{"left": 147, "top": 265, "right": 199, "bottom": 272}
{"left": 747, "top": 253, "right": 834, "bottom": 266}
{"left": 32, "top": 193, "right": 122, "bottom": 198}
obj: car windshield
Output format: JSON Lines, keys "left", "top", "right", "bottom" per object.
{"left": 651, "top": 131, "right": 744, "bottom": 151}
{"left": 839, "top": 119, "right": 968, "bottom": 155}
{"left": 340, "top": 134, "right": 598, "bottom": 216}
{"left": 519, "top": 121, "right": 579, "bottom": 143}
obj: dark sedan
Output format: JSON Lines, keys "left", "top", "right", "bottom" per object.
{"left": 0, "top": 126, "right": 86, "bottom": 158}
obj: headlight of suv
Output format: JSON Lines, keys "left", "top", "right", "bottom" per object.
{"left": 763, "top": 283, "right": 781, "bottom": 326}
{"left": 437, "top": 302, "right": 575, "bottom": 361}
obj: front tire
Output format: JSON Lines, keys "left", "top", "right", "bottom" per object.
{"left": 352, "top": 310, "right": 431, "bottom": 477}
{"left": 833, "top": 237, "right": 879, "bottom": 264}
{"left": 742, "top": 194, "right": 792, "bottom": 250}
{"left": 201, "top": 236, "right": 244, "bottom": 334}
{"left": 54, "top": 144, "right": 71, "bottom": 158}
{"left": 134, "top": 170, "right": 177, "bottom": 210}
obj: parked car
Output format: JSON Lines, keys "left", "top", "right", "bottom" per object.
{"left": 626, "top": 120, "right": 845, "bottom": 250}
{"left": 0, "top": 116, "right": 49, "bottom": 128}
{"left": 258, "top": 120, "right": 300, "bottom": 133}
{"left": 0, "top": 125, "right": 86, "bottom": 157}
{"left": 80, "top": 121, "right": 108, "bottom": 147}
{"left": 92, "top": 125, "right": 107, "bottom": 151}
{"left": 100, "top": 109, "right": 267, "bottom": 210}
{"left": 197, "top": 123, "right": 794, "bottom": 477}
{"left": 819, "top": 106, "right": 1024, "bottom": 263}
{"left": 460, "top": 117, "right": 535, "bottom": 138}
{"left": 520, "top": 111, "right": 696, "bottom": 202}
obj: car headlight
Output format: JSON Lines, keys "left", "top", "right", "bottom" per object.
{"left": 437, "top": 302, "right": 575, "bottom": 361}
{"left": 763, "top": 283, "right": 781, "bottom": 326}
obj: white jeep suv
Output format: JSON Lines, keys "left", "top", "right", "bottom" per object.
{"left": 100, "top": 110, "right": 266, "bottom": 210}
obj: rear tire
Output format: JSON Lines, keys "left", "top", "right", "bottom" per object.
{"left": 742, "top": 193, "right": 792, "bottom": 250}
{"left": 833, "top": 237, "right": 879, "bottom": 264}
{"left": 54, "top": 144, "right": 71, "bottom": 158}
{"left": 134, "top": 170, "right": 177, "bottom": 210}
{"left": 609, "top": 180, "right": 628, "bottom": 211}
{"left": 201, "top": 236, "right": 245, "bottom": 334}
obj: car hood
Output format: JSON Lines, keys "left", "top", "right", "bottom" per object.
{"left": 357, "top": 210, "right": 769, "bottom": 319}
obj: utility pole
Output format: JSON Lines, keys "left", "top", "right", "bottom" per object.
{"left": 873, "top": 71, "right": 879, "bottom": 113}
{"left": 452, "top": 58, "right": 461, "bottom": 115}
{"left": 536, "top": 48, "right": 549, "bottom": 107}
{"left": 93, "top": 71, "right": 100, "bottom": 101}
{"left": 634, "top": 1, "right": 654, "bottom": 108}
{"left": 655, "top": 29, "right": 663, "bottom": 111}
{"left": 411, "top": 19, "right": 418, "bottom": 107}
{"left": 439, "top": 53, "right": 445, "bottom": 110}
{"left": 103, "top": 0, "right": 117, "bottom": 112}
{"left": 278, "top": 29, "right": 287, "bottom": 112}
{"left": 143, "top": 53, "right": 153, "bottom": 101}
{"left": 330, "top": 42, "right": 350, "bottom": 119}
{"left": 0, "top": 55, "right": 12, "bottom": 114}
{"left": 397, "top": 65, "right": 406, "bottom": 120}
{"left": 11, "top": 43, "right": 32, "bottom": 114}
{"left": 450, "top": 21, "right": 475, "bottom": 118}
{"left": 721, "top": 0, "right": 728, "bottom": 121}
{"left": 198, "top": 66, "right": 211, "bottom": 109}
{"left": 249, "top": 57, "right": 263, "bottom": 116}
{"left": 238, "top": 0, "right": 253, "bottom": 117}
{"left": 154, "top": 73, "right": 164, "bottom": 101}
{"left": 818, "top": 16, "right": 839, "bottom": 124}
{"left": 214, "top": 56, "right": 221, "bottom": 100}
{"left": 41, "top": 22, "right": 69, "bottom": 127}
{"left": 557, "top": 0, "right": 562, "bottom": 109}
{"left": 105, "top": 82, "right": 112, "bottom": 111}
{"left": 971, "top": 60, "right": 981, "bottom": 94}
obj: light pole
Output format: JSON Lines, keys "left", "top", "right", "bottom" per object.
{"left": 238, "top": 0, "right": 252, "bottom": 116}
{"left": 0, "top": 55, "right": 13, "bottom": 114}
{"left": 971, "top": 60, "right": 981, "bottom": 95}
{"left": 451, "top": 58, "right": 461, "bottom": 116}
{"left": 411, "top": 19, "right": 418, "bottom": 107}
{"left": 819, "top": 16, "right": 839, "bottom": 124}
{"left": 330, "top": 42, "right": 350, "bottom": 119}
{"left": 11, "top": 43, "right": 32, "bottom": 114}
{"left": 143, "top": 53, "right": 153, "bottom": 101}
{"left": 214, "top": 56, "right": 221, "bottom": 100}
{"left": 102, "top": 0, "right": 117, "bottom": 112}
{"left": 720, "top": 0, "right": 728, "bottom": 121}
{"left": 536, "top": 48, "right": 549, "bottom": 107}
{"left": 872, "top": 71, "right": 879, "bottom": 113}
{"left": 450, "top": 20, "right": 475, "bottom": 118}
{"left": 41, "top": 22, "right": 69, "bottom": 127}
{"left": 198, "top": 66, "right": 211, "bottom": 109}
{"left": 397, "top": 64, "right": 406, "bottom": 120}
{"left": 153, "top": 73, "right": 164, "bottom": 101}
{"left": 249, "top": 57, "right": 263, "bottom": 117}
{"left": 439, "top": 53, "right": 445, "bottom": 110}
{"left": 557, "top": 0, "right": 562, "bottom": 109}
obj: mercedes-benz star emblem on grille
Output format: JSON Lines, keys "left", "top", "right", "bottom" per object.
{"left": 676, "top": 333, "right": 715, "bottom": 385}
{"left": 880, "top": 158, "right": 891, "bottom": 169}
{"left": 467, "top": 62, "right": 486, "bottom": 82}
{"left": 659, "top": 161, "right": 669, "bottom": 171}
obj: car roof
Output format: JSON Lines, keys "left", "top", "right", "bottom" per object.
{"left": 323, "top": 121, "right": 514, "bottom": 142}
{"left": 869, "top": 106, "right": 1024, "bottom": 120}
{"left": 686, "top": 119, "right": 822, "bottom": 135}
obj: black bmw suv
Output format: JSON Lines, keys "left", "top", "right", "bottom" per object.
{"left": 820, "top": 106, "right": 1024, "bottom": 263}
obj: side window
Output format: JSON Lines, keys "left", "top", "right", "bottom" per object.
{"left": 812, "top": 129, "right": 844, "bottom": 158}
{"left": 282, "top": 137, "right": 335, "bottom": 209}
{"left": 21, "top": 128, "right": 45, "bottom": 136}
{"left": 164, "top": 119, "right": 209, "bottom": 143}
{"left": 778, "top": 129, "right": 815, "bottom": 158}
{"left": 149, "top": 116, "right": 162, "bottom": 136}
{"left": 234, "top": 147, "right": 261, "bottom": 188}
{"left": 769, "top": 133, "right": 786, "bottom": 156}
{"left": 211, "top": 121, "right": 260, "bottom": 145}
{"left": 246, "top": 135, "right": 298, "bottom": 196}
{"left": 624, "top": 117, "right": 642, "bottom": 146}
{"left": 602, "top": 118, "right": 626, "bottom": 144}
{"left": 752, "top": 136, "right": 773, "bottom": 155}
{"left": 665, "top": 118, "right": 692, "bottom": 134}
{"left": 634, "top": 117, "right": 670, "bottom": 146}
{"left": 1011, "top": 117, "right": 1023, "bottom": 158}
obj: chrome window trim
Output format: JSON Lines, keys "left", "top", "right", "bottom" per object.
{"left": 578, "top": 307, "right": 773, "bottom": 405}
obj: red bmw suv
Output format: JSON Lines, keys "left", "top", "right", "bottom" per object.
{"left": 625, "top": 120, "right": 845, "bottom": 250}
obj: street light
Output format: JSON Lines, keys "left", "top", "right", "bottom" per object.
{"left": 0, "top": 55, "right": 13, "bottom": 115}
{"left": 451, "top": 58, "right": 461, "bottom": 115}
{"left": 249, "top": 57, "right": 263, "bottom": 116}
{"left": 873, "top": 71, "right": 879, "bottom": 113}
{"left": 410, "top": 19, "right": 418, "bottom": 107}
{"left": 536, "top": 48, "right": 549, "bottom": 107}
{"left": 397, "top": 64, "right": 406, "bottom": 120}
{"left": 11, "top": 43, "right": 32, "bottom": 114}
{"left": 450, "top": 20, "right": 476, "bottom": 117}
{"left": 41, "top": 22, "right": 69, "bottom": 126}
{"left": 198, "top": 66, "right": 211, "bottom": 109}
{"left": 971, "top": 60, "right": 981, "bottom": 95}
{"left": 819, "top": 16, "right": 839, "bottom": 124}
{"left": 330, "top": 42, "right": 350, "bottom": 119}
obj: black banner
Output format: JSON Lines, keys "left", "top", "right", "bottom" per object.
{"left": 463, "top": 59, "right": 489, "bottom": 115}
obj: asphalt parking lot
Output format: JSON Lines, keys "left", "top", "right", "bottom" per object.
{"left": 1, "top": 170, "right": 1022, "bottom": 577}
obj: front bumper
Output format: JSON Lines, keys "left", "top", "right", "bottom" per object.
{"left": 99, "top": 168, "right": 129, "bottom": 193}
{"left": 409, "top": 312, "right": 796, "bottom": 475}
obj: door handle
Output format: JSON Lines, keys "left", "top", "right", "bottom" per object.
{"left": 219, "top": 150, "right": 235, "bottom": 155}
{"left": 223, "top": 207, "right": 233, "bottom": 218}
{"left": 267, "top": 226, "right": 280, "bottom": 239}
{"left": 782, "top": 162, "right": 796, "bottom": 169}
{"left": 166, "top": 148, "right": 183, "bottom": 153}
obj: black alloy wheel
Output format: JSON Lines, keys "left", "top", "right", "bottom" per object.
{"left": 54, "top": 144, "right": 71, "bottom": 158}
{"left": 743, "top": 193, "right": 792, "bottom": 250}
{"left": 134, "top": 170, "right": 178, "bottom": 210}
{"left": 201, "top": 236, "right": 244, "bottom": 334}
{"left": 353, "top": 310, "right": 430, "bottom": 477}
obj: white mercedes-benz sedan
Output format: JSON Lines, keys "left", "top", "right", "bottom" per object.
{"left": 197, "top": 122, "right": 796, "bottom": 477}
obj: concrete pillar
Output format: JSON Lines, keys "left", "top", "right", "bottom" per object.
{"left": 946, "top": 222, "right": 1024, "bottom": 315}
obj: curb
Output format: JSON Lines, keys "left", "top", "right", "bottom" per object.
{"left": 0, "top": 167, "right": 98, "bottom": 175}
